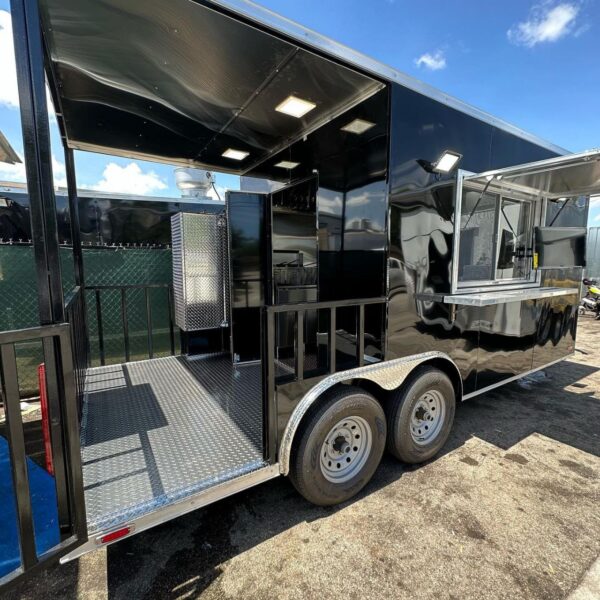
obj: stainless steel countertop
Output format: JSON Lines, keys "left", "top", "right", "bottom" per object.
{"left": 443, "top": 286, "right": 580, "bottom": 307}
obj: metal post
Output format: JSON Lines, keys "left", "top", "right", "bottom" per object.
{"left": 263, "top": 309, "right": 277, "bottom": 463}
{"left": 10, "top": 0, "right": 64, "bottom": 325}
{"left": 63, "top": 149, "right": 84, "bottom": 288}
{"left": 357, "top": 304, "right": 365, "bottom": 367}
{"left": 295, "top": 310, "right": 304, "bottom": 381}
{"left": 329, "top": 306, "right": 337, "bottom": 374}
{"left": 0, "top": 344, "right": 37, "bottom": 570}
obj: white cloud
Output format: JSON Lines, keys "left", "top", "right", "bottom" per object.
{"left": 414, "top": 50, "right": 446, "bottom": 71}
{"left": 0, "top": 10, "right": 19, "bottom": 109}
{"left": 0, "top": 155, "right": 25, "bottom": 181}
{"left": 508, "top": 2, "right": 580, "bottom": 47}
{"left": 0, "top": 152, "right": 68, "bottom": 188}
{"left": 90, "top": 162, "right": 168, "bottom": 195}
{"left": 52, "top": 156, "right": 67, "bottom": 187}
{"left": 0, "top": 9, "right": 57, "bottom": 121}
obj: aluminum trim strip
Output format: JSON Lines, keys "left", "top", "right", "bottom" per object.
{"left": 278, "top": 351, "right": 462, "bottom": 475}
{"left": 443, "top": 286, "right": 579, "bottom": 306}
{"left": 205, "top": 0, "right": 568, "bottom": 155}
{"left": 61, "top": 464, "right": 280, "bottom": 563}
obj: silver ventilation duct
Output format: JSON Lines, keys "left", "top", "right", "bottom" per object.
{"left": 175, "top": 167, "right": 221, "bottom": 200}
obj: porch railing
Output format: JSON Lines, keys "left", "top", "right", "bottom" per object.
{"left": 64, "top": 287, "right": 89, "bottom": 413}
{"left": 262, "top": 296, "right": 387, "bottom": 461}
{"left": 86, "top": 284, "right": 176, "bottom": 366}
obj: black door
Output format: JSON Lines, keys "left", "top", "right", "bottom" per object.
{"left": 227, "top": 191, "right": 270, "bottom": 362}
{"left": 0, "top": 323, "right": 87, "bottom": 592}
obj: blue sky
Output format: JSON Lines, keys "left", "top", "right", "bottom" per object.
{"left": 0, "top": 0, "right": 599, "bottom": 219}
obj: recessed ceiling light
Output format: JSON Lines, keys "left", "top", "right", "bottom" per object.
{"left": 274, "top": 161, "right": 300, "bottom": 169}
{"left": 222, "top": 148, "right": 249, "bottom": 160}
{"left": 340, "top": 118, "right": 376, "bottom": 135}
{"left": 275, "top": 95, "right": 316, "bottom": 118}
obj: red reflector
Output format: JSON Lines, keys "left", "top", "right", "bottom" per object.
{"left": 99, "top": 527, "right": 131, "bottom": 544}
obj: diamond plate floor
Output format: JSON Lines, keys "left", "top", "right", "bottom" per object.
{"left": 80, "top": 355, "right": 264, "bottom": 533}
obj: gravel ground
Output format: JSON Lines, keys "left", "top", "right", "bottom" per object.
{"left": 8, "top": 317, "right": 600, "bottom": 600}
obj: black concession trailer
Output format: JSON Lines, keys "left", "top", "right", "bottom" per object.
{"left": 1, "top": 0, "right": 598, "bottom": 589}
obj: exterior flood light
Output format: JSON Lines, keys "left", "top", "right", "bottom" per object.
{"left": 275, "top": 95, "right": 316, "bottom": 118}
{"left": 431, "top": 150, "right": 462, "bottom": 174}
{"left": 274, "top": 160, "right": 300, "bottom": 169}
{"left": 340, "top": 118, "right": 375, "bottom": 135}
{"left": 222, "top": 148, "right": 249, "bottom": 160}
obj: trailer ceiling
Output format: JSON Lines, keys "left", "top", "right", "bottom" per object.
{"left": 39, "top": 0, "right": 383, "bottom": 175}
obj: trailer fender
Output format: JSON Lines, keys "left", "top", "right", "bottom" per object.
{"left": 278, "top": 351, "right": 462, "bottom": 475}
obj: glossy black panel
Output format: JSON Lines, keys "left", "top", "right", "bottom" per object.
{"left": 489, "top": 128, "right": 557, "bottom": 169}
{"left": 79, "top": 197, "right": 223, "bottom": 246}
{"left": 0, "top": 189, "right": 71, "bottom": 242}
{"left": 250, "top": 89, "right": 389, "bottom": 304}
{"left": 0, "top": 189, "right": 220, "bottom": 246}
{"left": 389, "top": 86, "right": 493, "bottom": 195}
{"left": 387, "top": 189, "right": 479, "bottom": 391}
{"left": 532, "top": 295, "right": 578, "bottom": 369}
{"left": 227, "top": 192, "right": 268, "bottom": 361}
{"left": 386, "top": 82, "right": 563, "bottom": 391}
{"left": 475, "top": 300, "right": 536, "bottom": 390}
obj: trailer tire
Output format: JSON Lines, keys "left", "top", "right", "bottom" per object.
{"left": 385, "top": 366, "right": 455, "bottom": 464}
{"left": 288, "top": 386, "right": 386, "bottom": 506}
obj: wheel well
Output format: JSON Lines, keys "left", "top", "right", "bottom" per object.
{"left": 352, "top": 359, "right": 463, "bottom": 403}
{"left": 279, "top": 355, "right": 463, "bottom": 475}
{"left": 419, "top": 357, "right": 463, "bottom": 402}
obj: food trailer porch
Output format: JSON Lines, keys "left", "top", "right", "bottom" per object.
{"left": 80, "top": 355, "right": 264, "bottom": 533}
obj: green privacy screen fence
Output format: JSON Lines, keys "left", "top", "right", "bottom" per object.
{"left": 0, "top": 244, "right": 176, "bottom": 397}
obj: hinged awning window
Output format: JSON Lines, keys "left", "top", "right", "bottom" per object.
{"left": 464, "top": 149, "right": 600, "bottom": 199}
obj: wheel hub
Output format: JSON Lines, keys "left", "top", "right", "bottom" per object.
{"left": 409, "top": 390, "right": 446, "bottom": 446}
{"left": 320, "top": 416, "right": 373, "bottom": 483}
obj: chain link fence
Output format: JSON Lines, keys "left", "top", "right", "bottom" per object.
{"left": 0, "top": 244, "right": 176, "bottom": 396}
{"left": 83, "top": 247, "right": 177, "bottom": 367}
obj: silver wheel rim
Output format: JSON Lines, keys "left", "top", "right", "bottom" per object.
{"left": 320, "top": 415, "right": 372, "bottom": 483}
{"left": 410, "top": 390, "right": 446, "bottom": 446}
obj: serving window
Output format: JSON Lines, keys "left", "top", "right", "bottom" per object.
{"left": 457, "top": 186, "right": 539, "bottom": 289}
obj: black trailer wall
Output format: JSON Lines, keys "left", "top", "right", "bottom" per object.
{"left": 386, "top": 83, "right": 561, "bottom": 393}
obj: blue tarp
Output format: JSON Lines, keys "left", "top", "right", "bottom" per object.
{"left": 0, "top": 435, "right": 60, "bottom": 579}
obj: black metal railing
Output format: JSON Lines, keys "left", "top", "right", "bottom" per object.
{"left": 262, "top": 297, "right": 387, "bottom": 461}
{"left": 86, "top": 284, "right": 176, "bottom": 366}
{"left": 64, "top": 287, "right": 89, "bottom": 414}
{"left": 0, "top": 324, "right": 86, "bottom": 583}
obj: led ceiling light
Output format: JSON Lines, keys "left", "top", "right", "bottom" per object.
{"left": 274, "top": 160, "right": 300, "bottom": 169}
{"left": 340, "top": 118, "right": 375, "bottom": 135}
{"left": 275, "top": 95, "right": 316, "bottom": 118}
{"left": 222, "top": 148, "right": 249, "bottom": 161}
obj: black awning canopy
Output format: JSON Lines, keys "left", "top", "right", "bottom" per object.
{"left": 40, "top": 0, "right": 383, "bottom": 175}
